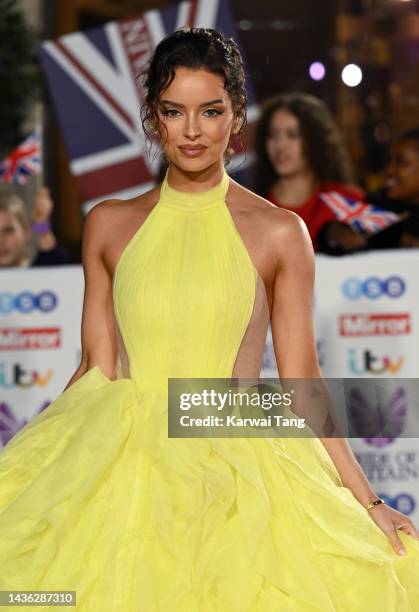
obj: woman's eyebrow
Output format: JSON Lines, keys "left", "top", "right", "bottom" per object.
{"left": 160, "top": 99, "right": 225, "bottom": 107}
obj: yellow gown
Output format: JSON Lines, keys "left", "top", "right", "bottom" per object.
{"left": 0, "top": 170, "right": 418, "bottom": 611}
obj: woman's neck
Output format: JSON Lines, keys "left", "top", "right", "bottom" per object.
{"left": 166, "top": 161, "right": 225, "bottom": 193}
{"left": 273, "top": 171, "right": 320, "bottom": 208}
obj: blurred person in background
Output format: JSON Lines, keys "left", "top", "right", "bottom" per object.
{"left": 253, "top": 93, "right": 368, "bottom": 254}
{"left": 367, "top": 128, "right": 419, "bottom": 249}
{"left": 0, "top": 186, "right": 73, "bottom": 267}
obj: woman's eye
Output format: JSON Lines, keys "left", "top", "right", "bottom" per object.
{"left": 162, "top": 109, "right": 181, "bottom": 118}
{"left": 203, "top": 108, "right": 223, "bottom": 117}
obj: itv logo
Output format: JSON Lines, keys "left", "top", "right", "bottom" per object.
{"left": 348, "top": 349, "right": 404, "bottom": 375}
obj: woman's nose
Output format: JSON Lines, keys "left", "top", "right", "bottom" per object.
{"left": 184, "top": 115, "right": 201, "bottom": 139}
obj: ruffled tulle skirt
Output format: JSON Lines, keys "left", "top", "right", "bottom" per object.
{"left": 0, "top": 366, "right": 418, "bottom": 611}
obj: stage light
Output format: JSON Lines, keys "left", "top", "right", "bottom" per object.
{"left": 309, "top": 62, "right": 326, "bottom": 81}
{"left": 341, "top": 63, "right": 363, "bottom": 87}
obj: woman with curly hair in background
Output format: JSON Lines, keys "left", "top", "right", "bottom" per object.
{"left": 254, "top": 92, "right": 368, "bottom": 254}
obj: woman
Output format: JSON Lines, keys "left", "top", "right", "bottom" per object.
{"left": 254, "top": 93, "right": 368, "bottom": 254}
{"left": 0, "top": 28, "right": 418, "bottom": 611}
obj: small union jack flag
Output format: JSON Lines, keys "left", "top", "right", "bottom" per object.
{"left": 0, "top": 128, "right": 42, "bottom": 185}
{"left": 319, "top": 191, "right": 403, "bottom": 234}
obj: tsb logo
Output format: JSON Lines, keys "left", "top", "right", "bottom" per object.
{"left": 0, "top": 291, "right": 58, "bottom": 314}
{"left": 379, "top": 493, "right": 416, "bottom": 516}
{"left": 341, "top": 276, "right": 406, "bottom": 300}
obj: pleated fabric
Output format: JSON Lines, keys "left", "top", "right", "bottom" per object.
{"left": 0, "top": 170, "right": 418, "bottom": 611}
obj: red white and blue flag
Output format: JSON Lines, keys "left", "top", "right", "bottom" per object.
{"left": 0, "top": 129, "right": 42, "bottom": 185}
{"left": 38, "top": 0, "right": 258, "bottom": 214}
{"left": 319, "top": 191, "right": 403, "bottom": 234}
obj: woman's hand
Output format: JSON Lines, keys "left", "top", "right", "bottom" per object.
{"left": 30, "top": 187, "right": 57, "bottom": 251}
{"left": 367, "top": 504, "right": 419, "bottom": 556}
{"left": 400, "top": 231, "right": 419, "bottom": 248}
{"left": 327, "top": 221, "right": 368, "bottom": 252}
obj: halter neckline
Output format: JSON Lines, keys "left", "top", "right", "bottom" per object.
{"left": 159, "top": 169, "right": 230, "bottom": 211}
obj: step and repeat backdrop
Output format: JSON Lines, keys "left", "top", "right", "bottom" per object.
{"left": 1, "top": 250, "right": 418, "bottom": 523}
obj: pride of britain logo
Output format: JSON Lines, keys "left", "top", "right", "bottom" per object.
{"left": 348, "top": 386, "right": 407, "bottom": 446}
{"left": 341, "top": 276, "right": 406, "bottom": 300}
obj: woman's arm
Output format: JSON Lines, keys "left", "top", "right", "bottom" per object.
{"left": 63, "top": 201, "right": 119, "bottom": 391}
{"left": 270, "top": 212, "right": 418, "bottom": 553}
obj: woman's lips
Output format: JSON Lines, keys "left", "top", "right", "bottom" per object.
{"left": 178, "top": 145, "right": 207, "bottom": 158}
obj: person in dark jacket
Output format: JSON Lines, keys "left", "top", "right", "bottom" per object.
{"left": 366, "top": 128, "right": 419, "bottom": 250}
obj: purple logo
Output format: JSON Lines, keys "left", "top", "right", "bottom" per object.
{"left": 262, "top": 344, "right": 276, "bottom": 371}
{"left": 316, "top": 338, "right": 325, "bottom": 368}
{"left": 0, "top": 400, "right": 50, "bottom": 448}
{"left": 348, "top": 387, "right": 407, "bottom": 447}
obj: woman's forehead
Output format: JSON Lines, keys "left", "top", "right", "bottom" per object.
{"left": 269, "top": 109, "right": 300, "bottom": 131}
{"left": 160, "top": 67, "right": 228, "bottom": 102}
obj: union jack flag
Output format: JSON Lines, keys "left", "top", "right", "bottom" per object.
{"left": 38, "top": 0, "right": 258, "bottom": 214}
{"left": 0, "top": 129, "right": 42, "bottom": 185}
{"left": 319, "top": 191, "right": 403, "bottom": 234}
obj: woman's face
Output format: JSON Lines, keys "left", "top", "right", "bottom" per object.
{"left": 0, "top": 210, "right": 29, "bottom": 267}
{"left": 385, "top": 140, "right": 419, "bottom": 202}
{"left": 265, "top": 110, "right": 309, "bottom": 178}
{"left": 156, "top": 67, "right": 236, "bottom": 173}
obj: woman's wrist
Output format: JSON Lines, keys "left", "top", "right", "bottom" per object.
{"left": 31, "top": 219, "right": 52, "bottom": 234}
{"left": 365, "top": 497, "right": 386, "bottom": 511}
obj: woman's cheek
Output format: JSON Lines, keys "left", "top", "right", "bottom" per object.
{"left": 266, "top": 140, "right": 275, "bottom": 164}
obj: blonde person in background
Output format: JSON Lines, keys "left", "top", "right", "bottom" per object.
{"left": 0, "top": 186, "right": 73, "bottom": 267}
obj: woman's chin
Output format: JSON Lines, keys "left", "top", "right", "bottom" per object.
{"left": 172, "top": 154, "right": 220, "bottom": 173}
{"left": 273, "top": 163, "right": 299, "bottom": 178}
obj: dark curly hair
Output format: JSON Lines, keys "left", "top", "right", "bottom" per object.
{"left": 253, "top": 93, "right": 356, "bottom": 197}
{"left": 139, "top": 28, "right": 247, "bottom": 157}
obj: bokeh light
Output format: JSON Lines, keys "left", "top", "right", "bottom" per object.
{"left": 309, "top": 62, "right": 326, "bottom": 81}
{"left": 341, "top": 63, "right": 363, "bottom": 87}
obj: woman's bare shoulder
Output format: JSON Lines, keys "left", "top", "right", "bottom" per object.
{"left": 229, "top": 179, "right": 308, "bottom": 239}
{"left": 83, "top": 184, "right": 161, "bottom": 240}
{"left": 228, "top": 179, "right": 314, "bottom": 273}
